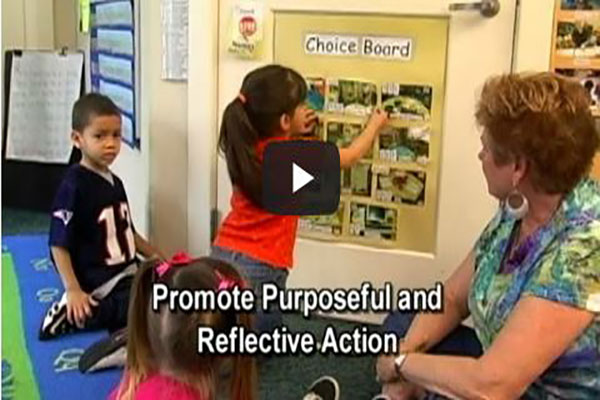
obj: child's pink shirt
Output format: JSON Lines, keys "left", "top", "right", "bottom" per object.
{"left": 109, "top": 373, "right": 201, "bottom": 400}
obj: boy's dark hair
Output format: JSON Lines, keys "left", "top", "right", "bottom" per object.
{"left": 218, "top": 65, "right": 307, "bottom": 206}
{"left": 72, "top": 93, "right": 121, "bottom": 132}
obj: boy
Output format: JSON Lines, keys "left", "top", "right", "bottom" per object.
{"left": 40, "top": 93, "right": 163, "bottom": 340}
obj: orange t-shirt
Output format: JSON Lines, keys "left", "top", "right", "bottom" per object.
{"left": 213, "top": 136, "right": 298, "bottom": 269}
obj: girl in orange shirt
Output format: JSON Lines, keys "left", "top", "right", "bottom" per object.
{"left": 212, "top": 64, "right": 388, "bottom": 333}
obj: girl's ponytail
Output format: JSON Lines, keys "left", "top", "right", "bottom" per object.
{"left": 116, "top": 259, "right": 157, "bottom": 400}
{"left": 218, "top": 98, "right": 263, "bottom": 206}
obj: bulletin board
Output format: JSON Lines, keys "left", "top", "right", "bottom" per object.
{"left": 551, "top": 0, "right": 600, "bottom": 116}
{"left": 90, "top": 0, "right": 139, "bottom": 148}
{"left": 274, "top": 12, "right": 449, "bottom": 253}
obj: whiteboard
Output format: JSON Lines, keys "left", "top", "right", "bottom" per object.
{"left": 6, "top": 52, "right": 84, "bottom": 164}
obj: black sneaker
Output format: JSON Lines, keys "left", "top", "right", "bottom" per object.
{"left": 39, "top": 292, "right": 77, "bottom": 340}
{"left": 79, "top": 328, "right": 127, "bottom": 373}
{"left": 303, "top": 376, "right": 340, "bottom": 400}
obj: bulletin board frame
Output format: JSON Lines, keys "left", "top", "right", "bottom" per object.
{"left": 273, "top": 11, "right": 450, "bottom": 253}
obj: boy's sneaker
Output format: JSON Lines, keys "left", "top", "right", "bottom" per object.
{"left": 303, "top": 376, "right": 340, "bottom": 400}
{"left": 79, "top": 328, "right": 127, "bottom": 373}
{"left": 39, "top": 292, "right": 77, "bottom": 340}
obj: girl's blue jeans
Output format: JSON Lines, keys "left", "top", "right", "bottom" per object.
{"left": 210, "top": 246, "right": 289, "bottom": 334}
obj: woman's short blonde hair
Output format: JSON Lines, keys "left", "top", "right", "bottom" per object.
{"left": 475, "top": 72, "right": 599, "bottom": 194}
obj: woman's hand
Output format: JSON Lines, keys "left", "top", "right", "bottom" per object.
{"left": 381, "top": 381, "right": 425, "bottom": 400}
{"left": 376, "top": 354, "right": 400, "bottom": 384}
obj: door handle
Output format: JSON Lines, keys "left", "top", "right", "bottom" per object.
{"left": 449, "top": 0, "right": 500, "bottom": 18}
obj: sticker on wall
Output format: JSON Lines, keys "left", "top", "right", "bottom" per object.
{"left": 349, "top": 203, "right": 397, "bottom": 241}
{"left": 299, "top": 204, "right": 345, "bottom": 236}
{"left": 378, "top": 125, "right": 430, "bottom": 165}
{"left": 382, "top": 83, "right": 433, "bottom": 121}
{"left": 373, "top": 165, "right": 426, "bottom": 206}
{"left": 326, "top": 79, "right": 377, "bottom": 116}
{"left": 228, "top": 1, "right": 264, "bottom": 59}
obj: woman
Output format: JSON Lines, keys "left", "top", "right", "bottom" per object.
{"left": 376, "top": 72, "right": 600, "bottom": 399}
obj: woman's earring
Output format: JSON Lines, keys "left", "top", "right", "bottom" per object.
{"left": 505, "top": 190, "right": 529, "bottom": 220}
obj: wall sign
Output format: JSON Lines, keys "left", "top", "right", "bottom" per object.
{"left": 304, "top": 33, "right": 413, "bottom": 60}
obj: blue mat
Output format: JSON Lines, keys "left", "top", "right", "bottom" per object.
{"left": 2, "top": 235, "right": 122, "bottom": 400}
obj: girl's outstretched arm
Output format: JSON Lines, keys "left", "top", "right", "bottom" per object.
{"left": 339, "top": 109, "right": 388, "bottom": 168}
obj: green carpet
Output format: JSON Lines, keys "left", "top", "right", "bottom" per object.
{"left": 2, "top": 252, "right": 41, "bottom": 400}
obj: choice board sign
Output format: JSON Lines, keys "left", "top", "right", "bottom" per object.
{"left": 304, "top": 33, "right": 413, "bottom": 60}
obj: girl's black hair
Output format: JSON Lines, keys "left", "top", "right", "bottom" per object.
{"left": 218, "top": 65, "right": 307, "bottom": 206}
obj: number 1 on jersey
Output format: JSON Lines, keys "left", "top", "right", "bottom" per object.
{"left": 98, "top": 203, "right": 136, "bottom": 265}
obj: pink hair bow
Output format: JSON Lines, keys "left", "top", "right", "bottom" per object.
{"left": 156, "top": 251, "right": 193, "bottom": 277}
{"left": 215, "top": 271, "right": 238, "bottom": 291}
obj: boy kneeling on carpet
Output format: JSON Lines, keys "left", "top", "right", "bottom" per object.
{"left": 39, "top": 93, "right": 164, "bottom": 340}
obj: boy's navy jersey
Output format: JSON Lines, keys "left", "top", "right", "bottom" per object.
{"left": 49, "top": 164, "right": 137, "bottom": 292}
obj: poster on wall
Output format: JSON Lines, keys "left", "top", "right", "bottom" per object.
{"left": 227, "top": 1, "right": 264, "bottom": 59}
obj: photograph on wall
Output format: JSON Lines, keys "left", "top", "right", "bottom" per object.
{"left": 555, "top": 68, "right": 600, "bottom": 107}
{"left": 326, "top": 79, "right": 377, "bottom": 116}
{"left": 381, "top": 83, "right": 433, "bottom": 121}
{"left": 299, "top": 204, "right": 345, "bottom": 236}
{"left": 349, "top": 203, "right": 397, "bottom": 241}
{"left": 555, "top": 20, "right": 600, "bottom": 58}
{"left": 561, "top": 0, "right": 600, "bottom": 10}
{"left": 378, "top": 125, "right": 430, "bottom": 164}
{"left": 373, "top": 165, "right": 426, "bottom": 206}
{"left": 327, "top": 121, "right": 372, "bottom": 159}
{"left": 306, "top": 77, "right": 326, "bottom": 111}
{"left": 341, "top": 164, "right": 372, "bottom": 197}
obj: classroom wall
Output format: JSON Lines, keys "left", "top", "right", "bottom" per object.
{"left": 143, "top": 0, "right": 189, "bottom": 255}
{"left": 2, "top": 0, "right": 56, "bottom": 50}
{"left": 53, "top": 0, "right": 78, "bottom": 50}
{"left": 112, "top": 0, "right": 190, "bottom": 248}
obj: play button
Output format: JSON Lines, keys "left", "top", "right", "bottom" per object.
{"left": 293, "top": 163, "right": 314, "bottom": 193}
{"left": 263, "top": 141, "right": 340, "bottom": 215}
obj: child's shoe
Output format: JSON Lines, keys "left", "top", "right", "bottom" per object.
{"left": 303, "top": 375, "right": 340, "bottom": 400}
{"left": 79, "top": 327, "right": 127, "bottom": 373}
{"left": 39, "top": 292, "right": 77, "bottom": 340}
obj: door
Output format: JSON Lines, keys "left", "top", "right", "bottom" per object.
{"left": 216, "top": 0, "right": 517, "bottom": 323}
